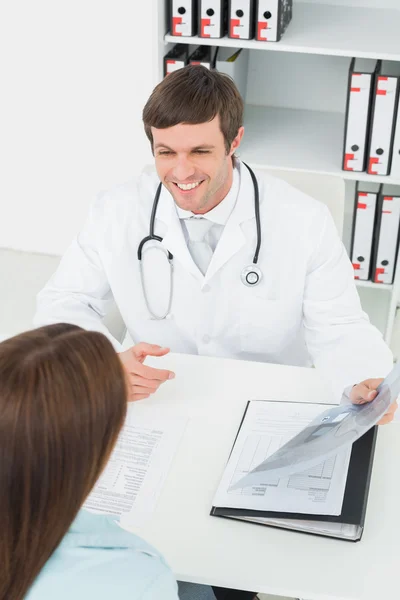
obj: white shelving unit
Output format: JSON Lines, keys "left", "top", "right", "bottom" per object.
{"left": 238, "top": 105, "right": 400, "bottom": 184}
{"left": 165, "top": 2, "right": 400, "bottom": 61}
{"left": 159, "top": 0, "right": 400, "bottom": 344}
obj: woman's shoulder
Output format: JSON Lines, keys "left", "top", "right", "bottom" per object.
{"left": 27, "top": 510, "right": 179, "bottom": 600}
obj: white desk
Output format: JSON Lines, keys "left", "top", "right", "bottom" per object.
{"left": 130, "top": 353, "right": 399, "bottom": 600}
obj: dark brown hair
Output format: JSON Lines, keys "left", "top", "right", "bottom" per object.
{"left": 0, "top": 324, "right": 128, "bottom": 600}
{"left": 142, "top": 64, "right": 244, "bottom": 153}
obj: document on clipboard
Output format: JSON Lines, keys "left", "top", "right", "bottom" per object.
{"left": 211, "top": 361, "right": 398, "bottom": 541}
{"left": 231, "top": 360, "right": 399, "bottom": 488}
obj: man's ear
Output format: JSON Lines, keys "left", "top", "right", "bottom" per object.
{"left": 229, "top": 126, "right": 245, "bottom": 156}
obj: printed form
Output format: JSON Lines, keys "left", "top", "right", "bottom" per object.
{"left": 84, "top": 405, "right": 187, "bottom": 529}
{"left": 213, "top": 401, "right": 351, "bottom": 516}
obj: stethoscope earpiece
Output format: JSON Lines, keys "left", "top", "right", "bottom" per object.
{"left": 241, "top": 265, "right": 262, "bottom": 287}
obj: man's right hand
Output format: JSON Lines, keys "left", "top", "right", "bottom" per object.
{"left": 119, "top": 343, "right": 175, "bottom": 402}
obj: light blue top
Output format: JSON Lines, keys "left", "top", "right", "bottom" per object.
{"left": 26, "top": 509, "right": 179, "bottom": 600}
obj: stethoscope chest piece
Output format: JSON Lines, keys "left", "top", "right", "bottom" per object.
{"left": 241, "top": 265, "right": 262, "bottom": 287}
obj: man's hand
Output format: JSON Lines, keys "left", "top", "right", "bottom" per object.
{"left": 350, "top": 378, "right": 398, "bottom": 425}
{"left": 119, "top": 343, "right": 175, "bottom": 402}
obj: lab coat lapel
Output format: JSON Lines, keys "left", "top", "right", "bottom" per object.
{"left": 205, "top": 162, "right": 255, "bottom": 283}
{"left": 154, "top": 184, "right": 203, "bottom": 282}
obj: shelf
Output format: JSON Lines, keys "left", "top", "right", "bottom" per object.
{"left": 355, "top": 280, "right": 393, "bottom": 291}
{"left": 165, "top": 2, "right": 400, "bottom": 61}
{"left": 355, "top": 284, "right": 392, "bottom": 338}
{"left": 239, "top": 105, "right": 400, "bottom": 185}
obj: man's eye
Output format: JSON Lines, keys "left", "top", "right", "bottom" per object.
{"left": 158, "top": 151, "right": 172, "bottom": 156}
{"left": 194, "top": 150, "right": 210, "bottom": 154}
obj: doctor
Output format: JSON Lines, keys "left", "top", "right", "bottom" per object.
{"left": 35, "top": 62, "right": 396, "bottom": 600}
{"left": 35, "top": 64, "right": 396, "bottom": 410}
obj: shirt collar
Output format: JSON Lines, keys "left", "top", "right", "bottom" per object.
{"left": 175, "top": 166, "right": 239, "bottom": 225}
{"left": 60, "top": 509, "right": 139, "bottom": 550}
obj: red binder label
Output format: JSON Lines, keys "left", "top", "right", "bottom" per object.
{"left": 201, "top": 18, "right": 211, "bottom": 37}
{"left": 172, "top": 16, "right": 183, "bottom": 36}
{"left": 375, "top": 267, "right": 385, "bottom": 283}
{"left": 230, "top": 18, "right": 240, "bottom": 38}
{"left": 368, "top": 157, "right": 379, "bottom": 174}
{"left": 344, "top": 153, "right": 355, "bottom": 171}
{"left": 257, "top": 21, "right": 268, "bottom": 41}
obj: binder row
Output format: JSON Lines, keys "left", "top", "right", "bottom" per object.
{"left": 163, "top": 43, "right": 250, "bottom": 100}
{"left": 167, "top": 0, "right": 292, "bottom": 42}
{"left": 164, "top": 43, "right": 214, "bottom": 75}
{"left": 343, "top": 58, "right": 400, "bottom": 178}
{"left": 350, "top": 183, "right": 400, "bottom": 284}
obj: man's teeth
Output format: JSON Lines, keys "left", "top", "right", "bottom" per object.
{"left": 176, "top": 181, "right": 201, "bottom": 191}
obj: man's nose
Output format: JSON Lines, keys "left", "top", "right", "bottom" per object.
{"left": 172, "top": 157, "right": 196, "bottom": 182}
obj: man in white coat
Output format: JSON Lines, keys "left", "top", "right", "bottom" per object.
{"left": 35, "top": 65, "right": 395, "bottom": 414}
{"left": 34, "top": 65, "right": 396, "bottom": 598}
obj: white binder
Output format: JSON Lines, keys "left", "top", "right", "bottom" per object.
{"left": 373, "top": 186, "right": 400, "bottom": 284}
{"left": 228, "top": 0, "right": 255, "bottom": 40}
{"left": 342, "top": 58, "right": 378, "bottom": 173}
{"left": 171, "top": 0, "right": 197, "bottom": 37}
{"left": 350, "top": 183, "right": 380, "bottom": 281}
{"left": 199, "top": 0, "right": 226, "bottom": 38}
{"left": 255, "top": 0, "right": 293, "bottom": 42}
{"left": 164, "top": 44, "right": 188, "bottom": 77}
{"left": 389, "top": 97, "right": 400, "bottom": 178}
{"left": 367, "top": 62, "right": 400, "bottom": 176}
{"left": 189, "top": 45, "right": 213, "bottom": 69}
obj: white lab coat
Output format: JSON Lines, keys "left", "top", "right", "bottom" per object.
{"left": 34, "top": 161, "right": 393, "bottom": 401}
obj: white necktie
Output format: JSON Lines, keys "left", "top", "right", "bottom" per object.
{"left": 184, "top": 217, "right": 214, "bottom": 275}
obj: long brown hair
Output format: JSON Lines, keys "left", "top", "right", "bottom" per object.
{"left": 0, "top": 324, "right": 128, "bottom": 600}
{"left": 142, "top": 64, "right": 244, "bottom": 153}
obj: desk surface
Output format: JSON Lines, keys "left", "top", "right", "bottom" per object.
{"left": 130, "top": 353, "right": 399, "bottom": 600}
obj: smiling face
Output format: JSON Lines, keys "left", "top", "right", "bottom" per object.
{"left": 152, "top": 116, "right": 244, "bottom": 214}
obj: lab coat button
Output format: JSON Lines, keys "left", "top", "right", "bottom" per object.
{"left": 202, "top": 335, "right": 211, "bottom": 344}
{"left": 202, "top": 285, "right": 210, "bottom": 293}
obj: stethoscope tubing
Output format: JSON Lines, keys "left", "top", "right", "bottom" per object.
{"left": 137, "top": 161, "right": 262, "bottom": 318}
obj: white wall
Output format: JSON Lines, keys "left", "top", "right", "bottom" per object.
{"left": 0, "top": 1, "right": 161, "bottom": 256}
{"left": 1, "top": 1, "right": 396, "bottom": 256}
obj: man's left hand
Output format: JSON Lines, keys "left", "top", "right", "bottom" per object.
{"left": 350, "top": 378, "right": 398, "bottom": 425}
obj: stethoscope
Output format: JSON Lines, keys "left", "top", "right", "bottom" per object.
{"left": 137, "top": 162, "right": 262, "bottom": 320}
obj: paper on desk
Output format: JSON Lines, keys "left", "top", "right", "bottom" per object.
{"left": 214, "top": 401, "right": 351, "bottom": 516}
{"left": 231, "top": 361, "right": 400, "bottom": 489}
{"left": 84, "top": 406, "right": 187, "bottom": 530}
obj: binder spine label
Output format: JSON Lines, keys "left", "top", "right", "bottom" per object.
{"left": 351, "top": 192, "right": 377, "bottom": 281}
{"left": 200, "top": 1, "right": 222, "bottom": 38}
{"left": 256, "top": 0, "right": 279, "bottom": 41}
{"left": 368, "top": 76, "right": 398, "bottom": 176}
{"left": 165, "top": 59, "right": 186, "bottom": 75}
{"left": 343, "top": 72, "right": 373, "bottom": 172}
{"left": 190, "top": 61, "right": 211, "bottom": 68}
{"left": 230, "top": 0, "right": 251, "bottom": 39}
{"left": 374, "top": 196, "right": 400, "bottom": 284}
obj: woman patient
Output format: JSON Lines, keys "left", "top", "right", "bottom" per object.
{"left": 0, "top": 323, "right": 179, "bottom": 600}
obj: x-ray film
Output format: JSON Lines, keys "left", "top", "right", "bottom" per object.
{"left": 230, "top": 362, "right": 399, "bottom": 490}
